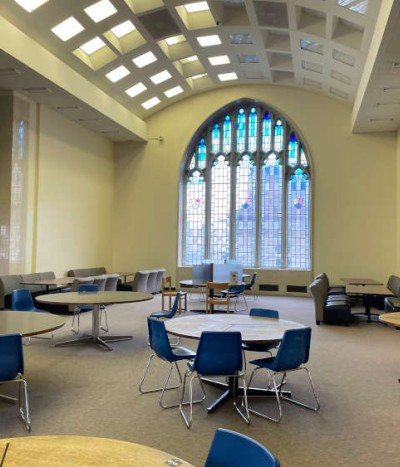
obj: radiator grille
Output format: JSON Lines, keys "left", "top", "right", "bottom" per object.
{"left": 286, "top": 285, "right": 307, "bottom": 293}
{"left": 259, "top": 284, "right": 279, "bottom": 292}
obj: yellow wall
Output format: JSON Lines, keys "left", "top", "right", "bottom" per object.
{"left": 113, "top": 84, "right": 397, "bottom": 289}
{"left": 33, "top": 105, "right": 114, "bottom": 276}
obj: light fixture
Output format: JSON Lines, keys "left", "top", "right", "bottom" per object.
{"left": 150, "top": 70, "right": 172, "bottom": 85}
{"left": 125, "top": 82, "right": 147, "bottom": 98}
{"left": 142, "top": 97, "right": 161, "bottom": 110}
{"left": 111, "top": 20, "right": 135, "bottom": 38}
{"left": 165, "top": 35, "right": 185, "bottom": 46}
{"left": 133, "top": 51, "right": 157, "bottom": 68}
{"left": 164, "top": 86, "right": 184, "bottom": 98}
{"left": 184, "top": 1, "right": 209, "bottom": 13}
{"left": 197, "top": 35, "right": 222, "bottom": 47}
{"left": 106, "top": 65, "right": 130, "bottom": 82}
{"left": 80, "top": 37, "right": 106, "bottom": 55}
{"left": 52, "top": 17, "right": 84, "bottom": 41}
{"left": 14, "top": 0, "right": 49, "bottom": 12}
{"left": 191, "top": 73, "right": 207, "bottom": 80}
{"left": 208, "top": 55, "right": 230, "bottom": 66}
{"left": 84, "top": 0, "right": 117, "bottom": 23}
{"left": 218, "top": 72, "right": 238, "bottom": 81}
{"left": 180, "top": 56, "right": 198, "bottom": 64}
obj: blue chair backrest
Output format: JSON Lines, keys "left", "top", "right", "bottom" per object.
{"left": 249, "top": 308, "right": 279, "bottom": 319}
{"left": 273, "top": 327, "right": 312, "bottom": 372}
{"left": 205, "top": 428, "right": 280, "bottom": 467}
{"left": 147, "top": 317, "right": 176, "bottom": 362}
{"left": 78, "top": 284, "right": 99, "bottom": 293}
{"left": 12, "top": 288, "right": 36, "bottom": 311}
{"left": 247, "top": 272, "right": 257, "bottom": 287}
{"left": 163, "top": 292, "right": 182, "bottom": 319}
{"left": 0, "top": 334, "right": 24, "bottom": 381}
{"left": 193, "top": 332, "right": 242, "bottom": 376}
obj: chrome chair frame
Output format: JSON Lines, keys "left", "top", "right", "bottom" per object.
{"left": 71, "top": 284, "right": 99, "bottom": 334}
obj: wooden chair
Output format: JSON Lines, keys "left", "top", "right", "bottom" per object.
{"left": 162, "top": 276, "right": 187, "bottom": 313}
{"left": 206, "top": 282, "right": 230, "bottom": 314}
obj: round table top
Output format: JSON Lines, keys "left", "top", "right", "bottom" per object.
{"left": 0, "top": 436, "right": 194, "bottom": 467}
{"left": 165, "top": 313, "right": 305, "bottom": 344}
{"left": 379, "top": 312, "right": 400, "bottom": 327}
{"left": 0, "top": 311, "right": 65, "bottom": 337}
{"left": 36, "top": 291, "right": 154, "bottom": 306}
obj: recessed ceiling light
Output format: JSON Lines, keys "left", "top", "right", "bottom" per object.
{"left": 180, "top": 55, "right": 198, "bottom": 64}
{"left": 133, "top": 51, "right": 157, "bottom": 68}
{"left": 80, "top": 37, "right": 106, "bottom": 55}
{"left": 106, "top": 65, "right": 130, "bottom": 82}
{"left": 208, "top": 55, "right": 230, "bottom": 66}
{"left": 84, "top": 0, "right": 117, "bottom": 23}
{"left": 14, "top": 0, "right": 49, "bottom": 12}
{"left": 197, "top": 35, "right": 221, "bottom": 47}
{"left": 52, "top": 17, "right": 84, "bottom": 41}
{"left": 191, "top": 73, "right": 207, "bottom": 80}
{"left": 150, "top": 70, "right": 172, "bottom": 85}
{"left": 142, "top": 97, "right": 161, "bottom": 110}
{"left": 165, "top": 35, "right": 185, "bottom": 46}
{"left": 164, "top": 86, "right": 184, "bottom": 98}
{"left": 125, "top": 82, "right": 147, "bottom": 98}
{"left": 218, "top": 72, "right": 238, "bottom": 81}
{"left": 184, "top": 1, "right": 210, "bottom": 13}
{"left": 111, "top": 20, "right": 136, "bottom": 38}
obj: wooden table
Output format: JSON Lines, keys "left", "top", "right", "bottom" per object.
{"left": 0, "top": 310, "right": 64, "bottom": 337}
{"left": 36, "top": 291, "right": 153, "bottom": 351}
{"left": 20, "top": 277, "right": 75, "bottom": 293}
{"left": 341, "top": 278, "right": 383, "bottom": 285}
{"left": 345, "top": 284, "right": 392, "bottom": 322}
{"left": 165, "top": 314, "right": 305, "bottom": 411}
{"left": 379, "top": 312, "right": 400, "bottom": 383}
{"left": 0, "top": 436, "right": 193, "bottom": 466}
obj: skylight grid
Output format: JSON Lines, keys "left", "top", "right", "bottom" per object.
{"left": 133, "top": 52, "right": 157, "bottom": 68}
{"left": 106, "top": 65, "right": 130, "bottom": 82}
{"left": 184, "top": 1, "right": 210, "bottom": 13}
{"left": 209, "top": 55, "right": 230, "bottom": 66}
{"left": 84, "top": 0, "right": 117, "bottom": 23}
{"left": 197, "top": 35, "right": 222, "bottom": 47}
{"left": 80, "top": 37, "right": 106, "bottom": 55}
{"left": 164, "top": 86, "right": 184, "bottom": 98}
{"left": 142, "top": 97, "right": 161, "bottom": 110}
{"left": 111, "top": 21, "right": 135, "bottom": 38}
{"left": 218, "top": 72, "right": 238, "bottom": 81}
{"left": 14, "top": 0, "right": 49, "bottom": 12}
{"left": 52, "top": 17, "right": 84, "bottom": 41}
{"left": 125, "top": 82, "right": 147, "bottom": 98}
{"left": 150, "top": 70, "right": 172, "bottom": 85}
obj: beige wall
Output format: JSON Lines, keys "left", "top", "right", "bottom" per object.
{"left": 33, "top": 105, "right": 114, "bottom": 276}
{"left": 113, "top": 84, "right": 397, "bottom": 291}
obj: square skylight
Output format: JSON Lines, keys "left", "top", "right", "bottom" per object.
{"left": 80, "top": 37, "right": 106, "bottom": 55}
{"left": 14, "top": 0, "right": 49, "bottom": 12}
{"left": 197, "top": 35, "right": 222, "bottom": 47}
{"left": 338, "top": 0, "right": 368, "bottom": 15}
{"left": 111, "top": 20, "right": 135, "bottom": 38}
{"left": 192, "top": 73, "right": 207, "bottom": 79}
{"left": 229, "top": 33, "right": 253, "bottom": 45}
{"left": 52, "top": 17, "right": 84, "bottom": 41}
{"left": 84, "top": 0, "right": 117, "bottom": 23}
{"left": 125, "top": 83, "right": 147, "bottom": 97}
{"left": 133, "top": 51, "right": 157, "bottom": 68}
{"left": 142, "top": 97, "right": 161, "bottom": 110}
{"left": 106, "top": 65, "right": 130, "bottom": 82}
{"left": 300, "top": 39, "right": 323, "bottom": 55}
{"left": 218, "top": 72, "right": 238, "bottom": 81}
{"left": 126, "top": 82, "right": 147, "bottom": 98}
{"left": 165, "top": 35, "right": 185, "bottom": 46}
{"left": 184, "top": 1, "right": 210, "bottom": 13}
{"left": 332, "top": 49, "right": 356, "bottom": 67}
{"left": 209, "top": 55, "right": 230, "bottom": 66}
{"left": 302, "top": 60, "right": 323, "bottom": 74}
{"left": 150, "top": 70, "right": 172, "bottom": 84}
{"left": 164, "top": 86, "right": 184, "bottom": 98}
{"left": 180, "top": 56, "right": 198, "bottom": 64}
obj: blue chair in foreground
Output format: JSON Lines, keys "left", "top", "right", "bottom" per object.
{"left": 179, "top": 331, "right": 250, "bottom": 428}
{"left": 139, "top": 317, "right": 197, "bottom": 408}
{"left": 248, "top": 327, "right": 320, "bottom": 423}
{"left": 148, "top": 293, "right": 182, "bottom": 345}
{"left": 205, "top": 428, "right": 280, "bottom": 467}
{"left": 242, "top": 308, "right": 280, "bottom": 354}
{"left": 0, "top": 334, "right": 31, "bottom": 431}
{"left": 71, "top": 283, "right": 99, "bottom": 334}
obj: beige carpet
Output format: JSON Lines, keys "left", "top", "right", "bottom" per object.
{"left": 0, "top": 294, "right": 399, "bottom": 466}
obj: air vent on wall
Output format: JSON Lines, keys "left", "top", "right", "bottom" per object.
{"left": 286, "top": 285, "right": 308, "bottom": 293}
{"left": 259, "top": 284, "right": 279, "bottom": 292}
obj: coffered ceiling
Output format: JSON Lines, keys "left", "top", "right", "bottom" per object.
{"left": 0, "top": 0, "right": 398, "bottom": 142}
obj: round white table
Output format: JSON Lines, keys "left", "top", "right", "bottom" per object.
{"left": 379, "top": 312, "right": 400, "bottom": 383}
{"left": 0, "top": 310, "right": 64, "bottom": 337}
{"left": 36, "top": 291, "right": 153, "bottom": 351}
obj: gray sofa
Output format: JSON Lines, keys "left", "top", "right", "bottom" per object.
{"left": 384, "top": 275, "right": 400, "bottom": 311}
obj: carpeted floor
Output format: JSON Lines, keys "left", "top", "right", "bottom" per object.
{"left": 0, "top": 294, "right": 399, "bottom": 466}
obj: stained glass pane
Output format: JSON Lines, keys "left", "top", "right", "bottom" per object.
{"left": 300, "top": 147, "right": 308, "bottom": 167}
{"left": 274, "top": 120, "right": 283, "bottom": 151}
{"left": 189, "top": 154, "right": 196, "bottom": 170}
{"left": 223, "top": 115, "right": 231, "bottom": 152}
{"left": 184, "top": 170, "right": 206, "bottom": 265}
{"left": 262, "top": 113, "right": 271, "bottom": 152}
{"left": 248, "top": 107, "right": 257, "bottom": 152}
{"left": 211, "top": 123, "right": 220, "bottom": 153}
{"left": 210, "top": 155, "right": 231, "bottom": 262}
{"left": 287, "top": 168, "right": 310, "bottom": 268}
{"left": 288, "top": 133, "right": 297, "bottom": 167}
{"left": 260, "top": 154, "right": 282, "bottom": 267}
{"left": 198, "top": 138, "right": 206, "bottom": 169}
{"left": 235, "top": 155, "right": 256, "bottom": 266}
{"left": 236, "top": 108, "right": 246, "bottom": 152}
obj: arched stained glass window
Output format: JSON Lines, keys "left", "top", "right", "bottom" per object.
{"left": 181, "top": 100, "right": 311, "bottom": 269}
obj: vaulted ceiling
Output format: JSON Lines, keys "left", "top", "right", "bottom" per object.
{"left": 0, "top": 0, "right": 398, "bottom": 142}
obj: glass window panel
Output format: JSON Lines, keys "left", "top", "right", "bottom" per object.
{"left": 198, "top": 138, "right": 206, "bottom": 169}
{"left": 235, "top": 154, "right": 256, "bottom": 267}
{"left": 189, "top": 154, "right": 196, "bottom": 170}
{"left": 262, "top": 113, "right": 271, "bottom": 152}
{"left": 288, "top": 133, "right": 297, "bottom": 167}
{"left": 300, "top": 147, "right": 308, "bottom": 167}
{"left": 211, "top": 123, "right": 220, "bottom": 153}
{"left": 248, "top": 107, "right": 257, "bottom": 152}
{"left": 184, "top": 170, "right": 205, "bottom": 265}
{"left": 223, "top": 115, "right": 232, "bottom": 153}
{"left": 274, "top": 120, "right": 283, "bottom": 151}
{"left": 236, "top": 108, "right": 246, "bottom": 153}
{"left": 210, "top": 155, "right": 231, "bottom": 262}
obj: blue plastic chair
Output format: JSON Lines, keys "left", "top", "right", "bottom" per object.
{"left": 205, "top": 428, "right": 280, "bottom": 467}
{"left": 245, "top": 272, "right": 258, "bottom": 300}
{"left": 12, "top": 288, "right": 43, "bottom": 312}
{"left": 139, "top": 317, "right": 197, "bottom": 408}
{"left": 0, "top": 334, "right": 31, "bottom": 430}
{"left": 222, "top": 284, "right": 248, "bottom": 311}
{"left": 179, "top": 331, "right": 250, "bottom": 428}
{"left": 71, "top": 284, "right": 99, "bottom": 334}
{"left": 242, "top": 308, "right": 280, "bottom": 354}
{"left": 150, "top": 292, "right": 182, "bottom": 319}
{"left": 248, "top": 327, "right": 320, "bottom": 422}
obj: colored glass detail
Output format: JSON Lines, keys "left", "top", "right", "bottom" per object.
{"left": 236, "top": 108, "right": 245, "bottom": 152}
{"left": 198, "top": 138, "right": 206, "bottom": 169}
{"left": 184, "top": 170, "right": 205, "bottom": 265}
{"left": 274, "top": 120, "right": 283, "bottom": 151}
{"left": 248, "top": 107, "right": 257, "bottom": 153}
{"left": 223, "top": 115, "right": 231, "bottom": 152}
{"left": 211, "top": 123, "right": 220, "bottom": 153}
{"left": 288, "top": 133, "right": 297, "bottom": 167}
{"left": 262, "top": 113, "right": 271, "bottom": 152}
